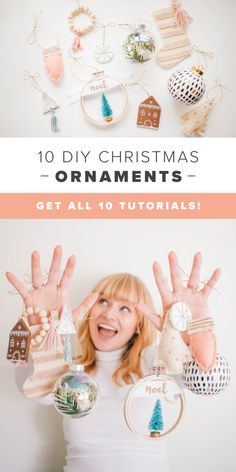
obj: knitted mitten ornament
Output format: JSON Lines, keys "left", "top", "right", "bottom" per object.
{"left": 153, "top": 0, "right": 193, "bottom": 69}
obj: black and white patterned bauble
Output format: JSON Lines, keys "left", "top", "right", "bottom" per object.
{"left": 168, "top": 68, "right": 206, "bottom": 105}
{"left": 182, "top": 354, "right": 230, "bottom": 396}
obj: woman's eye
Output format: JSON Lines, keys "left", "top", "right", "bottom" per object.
{"left": 120, "top": 305, "right": 130, "bottom": 314}
{"left": 99, "top": 298, "right": 108, "bottom": 306}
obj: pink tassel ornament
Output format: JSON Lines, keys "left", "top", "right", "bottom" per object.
{"left": 173, "top": 0, "right": 193, "bottom": 27}
{"left": 72, "top": 33, "right": 82, "bottom": 52}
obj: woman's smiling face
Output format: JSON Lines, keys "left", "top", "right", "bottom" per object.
{"left": 88, "top": 295, "right": 138, "bottom": 351}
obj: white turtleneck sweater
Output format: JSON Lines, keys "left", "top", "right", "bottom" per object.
{"left": 62, "top": 347, "right": 170, "bottom": 472}
{"left": 17, "top": 346, "right": 171, "bottom": 472}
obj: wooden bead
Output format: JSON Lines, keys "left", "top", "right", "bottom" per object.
{"left": 35, "top": 335, "right": 42, "bottom": 344}
{"left": 39, "top": 309, "right": 47, "bottom": 318}
{"left": 42, "top": 323, "right": 50, "bottom": 331}
{"left": 26, "top": 306, "right": 34, "bottom": 315}
{"left": 34, "top": 306, "right": 40, "bottom": 314}
{"left": 40, "top": 330, "right": 47, "bottom": 337}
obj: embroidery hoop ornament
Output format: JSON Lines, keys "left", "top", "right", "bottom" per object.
{"left": 68, "top": 2, "right": 97, "bottom": 51}
{"left": 80, "top": 71, "right": 128, "bottom": 127}
{"left": 124, "top": 366, "right": 185, "bottom": 440}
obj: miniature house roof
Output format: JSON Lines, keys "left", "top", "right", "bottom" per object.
{"left": 140, "top": 96, "right": 160, "bottom": 108}
{"left": 10, "top": 319, "right": 30, "bottom": 336}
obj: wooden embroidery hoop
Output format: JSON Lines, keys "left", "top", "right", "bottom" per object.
{"left": 124, "top": 371, "right": 185, "bottom": 440}
{"left": 80, "top": 71, "right": 129, "bottom": 127}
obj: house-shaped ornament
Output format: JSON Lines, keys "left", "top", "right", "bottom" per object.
{"left": 137, "top": 95, "right": 161, "bottom": 130}
{"left": 7, "top": 318, "right": 31, "bottom": 364}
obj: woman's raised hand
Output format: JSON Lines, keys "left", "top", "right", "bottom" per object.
{"left": 6, "top": 245, "right": 98, "bottom": 324}
{"left": 137, "top": 251, "right": 221, "bottom": 331}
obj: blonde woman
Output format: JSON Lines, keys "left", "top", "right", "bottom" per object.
{"left": 6, "top": 246, "right": 220, "bottom": 472}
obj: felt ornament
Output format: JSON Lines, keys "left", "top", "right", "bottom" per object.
{"left": 54, "top": 364, "right": 99, "bottom": 418}
{"left": 158, "top": 313, "right": 192, "bottom": 374}
{"left": 68, "top": 4, "right": 96, "bottom": 52}
{"left": 168, "top": 66, "right": 206, "bottom": 104}
{"left": 27, "top": 14, "right": 64, "bottom": 82}
{"left": 153, "top": 0, "right": 193, "bottom": 69}
{"left": 137, "top": 95, "right": 161, "bottom": 130}
{"left": 124, "top": 369, "right": 185, "bottom": 439}
{"left": 183, "top": 354, "right": 230, "bottom": 395}
{"left": 24, "top": 71, "right": 60, "bottom": 133}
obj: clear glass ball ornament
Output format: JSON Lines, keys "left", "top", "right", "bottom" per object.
{"left": 123, "top": 24, "right": 156, "bottom": 63}
{"left": 54, "top": 364, "right": 99, "bottom": 418}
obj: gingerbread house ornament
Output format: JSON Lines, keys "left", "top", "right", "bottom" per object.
{"left": 7, "top": 318, "right": 31, "bottom": 364}
{"left": 137, "top": 95, "right": 161, "bottom": 129}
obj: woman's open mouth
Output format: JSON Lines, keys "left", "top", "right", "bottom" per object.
{"left": 97, "top": 323, "right": 118, "bottom": 338}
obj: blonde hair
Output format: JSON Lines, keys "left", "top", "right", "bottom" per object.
{"left": 78, "top": 273, "right": 156, "bottom": 385}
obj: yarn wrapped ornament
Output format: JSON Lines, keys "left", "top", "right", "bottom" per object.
{"left": 54, "top": 364, "right": 99, "bottom": 418}
{"left": 168, "top": 66, "right": 206, "bottom": 104}
{"left": 182, "top": 354, "right": 230, "bottom": 396}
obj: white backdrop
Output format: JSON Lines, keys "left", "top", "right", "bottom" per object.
{"left": 0, "top": 0, "right": 235, "bottom": 137}
{"left": 0, "top": 218, "right": 235, "bottom": 472}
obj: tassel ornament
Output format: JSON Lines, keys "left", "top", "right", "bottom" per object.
{"left": 39, "top": 312, "right": 64, "bottom": 353}
{"left": 50, "top": 109, "right": 60, "bottom": 133}
{"left": 172, "top": 0, "right": 193, "bottom": 27}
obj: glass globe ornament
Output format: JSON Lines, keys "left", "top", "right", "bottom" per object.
{"left": 123, "top": 24, "right": 156, "bottom": 64}
{"left": 53, "top": 364, "right": 99, "bottom": 418}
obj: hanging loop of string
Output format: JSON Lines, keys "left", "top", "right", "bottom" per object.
{"left": 192, "top": 45, "right": 214, "bottom": 71}
{"left": 179, "top": 266, "right": 220, "bottom": 295}
{"left": 96, "top": 23, "right": 116, "bottom": 44}
{"left": 68, "top": 51, "right": 100, "bottom": 80}
{"left": 207, "top": 78, "right": 230, "bottom": 104}
{"left": 24, "top": 71, "right": 43, "bottom": 94}
{"left": 26, "top": 12, "right": 59, "bottom": 49}
{"left": 118, "top": 20, "right": 153, "bottom": 31}
{"left": 126, "top": 71, "right": 150, "bottom": 97}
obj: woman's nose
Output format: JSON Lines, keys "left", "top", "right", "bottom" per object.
{"left": 103, "top": 305, "right": 117, "bottom": 319}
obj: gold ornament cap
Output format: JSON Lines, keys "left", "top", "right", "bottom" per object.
{"left": 192, "top": 66, "right": 204, "bottom": 76}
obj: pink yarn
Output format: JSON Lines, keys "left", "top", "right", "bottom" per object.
{"left": 72, "top": 32, "right": 82, "bottom": 51}
{"left": 173, "top": 1, "right": 193, "bottom": 27}
{"left": 43, "top": 48, "right": 64, "bottom": 82}
{"left": 39, "top": 317, "right": 64, "bottom": 353}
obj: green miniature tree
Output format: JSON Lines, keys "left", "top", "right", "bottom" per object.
{"left": 101, "top": 93, "right": 113, "bottom": 122}
{"left": 148, "top": 399, "right": 164, "bottom": 437}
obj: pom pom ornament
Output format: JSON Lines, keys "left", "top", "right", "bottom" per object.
{"left": 168, "top": 67, "right": 206, "bottom": 104}
{"left": 124, "top": 369, "right": 185, "bottom": 439}
{"left": 123, "top": 24, "right": 156, "bottom": 64}
{"left": 54, "top": 364, "right": 99, "bottom": 418}
{"left": 183, "top": 354, "right": 230, "bottom": 396}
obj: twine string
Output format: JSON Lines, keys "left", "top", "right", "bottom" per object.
{"left": 207, "top": 78, "right": 230, "bottom": 104}
{"left": 192, "top": 45, "right": 214, "bottom": 71}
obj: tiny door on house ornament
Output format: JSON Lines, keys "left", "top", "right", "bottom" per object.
{"left": 137, "top": 96, "right": 161, "bottom": 130}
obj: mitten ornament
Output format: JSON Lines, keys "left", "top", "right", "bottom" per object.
{"left": 153, "top": 0, "right": 193, "bottom": 69}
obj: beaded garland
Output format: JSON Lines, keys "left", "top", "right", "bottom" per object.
{"left": 24, "top": 306, "right": 50, "bottom": 347}
{"left": 68, "top": 5, "right": 96, "bottom": 51}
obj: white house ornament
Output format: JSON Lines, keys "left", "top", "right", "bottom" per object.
{"left": 123, "top": 24, "right": 156, "bottom": 64}
{"left": 169, "top": 302, "right": 192, "bottom": 331}
{"left": 181, "top": 98, "right": 215, "bottom": 136}
{"left": 137, "top": 96, "right": 161, "bottom": 130}
{"left": 183, "top": 354, "right": 230, "bottom": 396}
{"left": 80, "top": 71, "right": 128, "bottom": 127}
{"left": 124, "top": 372, "right": 185, "bottom": 440}
{"left": 54, "top": 364, "right": 99, "bottom": 418}
{"left": 168, "top": 67, "right": 206, "bottom": 104}
{"left": 6, "top": 317, "right": 31, "bottom": 365}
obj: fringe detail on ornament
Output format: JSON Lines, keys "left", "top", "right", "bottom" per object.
{"left": 39, "top": 317, "right": 64, "bottom": 353}
{"left": 72, "top": 32, "right": 82, "bottom": 51}
{"left": 51, "top": 109, "right": 60, "bottom": 133}
{"left": 173, "top": 1, "right": 193, "bottom": 27}
{"left": 64, "top": 333, "right": 72, "bottom": 364}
